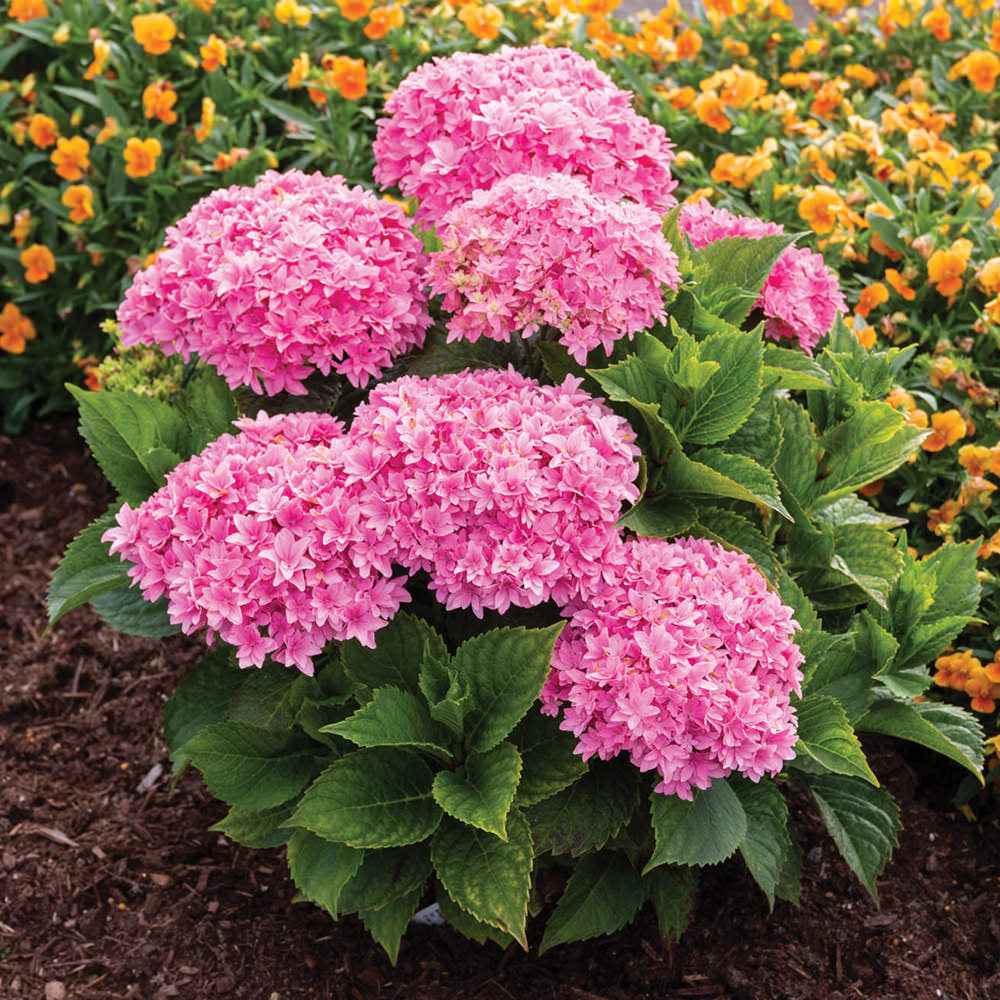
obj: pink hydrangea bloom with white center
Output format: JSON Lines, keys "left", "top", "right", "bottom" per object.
{"left": 116, "top": 170, "right": 431, "bottom": 396}
{"left": 678, "top": 199, "right": 846, "bottom": 354}
{"left": 101, "top": 412, "right": 410, "bottom": 675}
{"left": 373, "top": 46, "right": 677, "bottom": 225}
{"left": 427, "top": 174, "right": 681, "bottom": 365}
{"left": 541, "top": 536, "right": 803, "bottom": 800}
{"left": 348, "top": 368, "right": 641, "bottom": 616}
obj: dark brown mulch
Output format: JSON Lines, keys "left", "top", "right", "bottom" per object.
{"left": 3, "top": 419, "right": 1000, "bottom": 1000}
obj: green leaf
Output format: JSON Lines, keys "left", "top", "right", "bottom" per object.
{"left": 433, "top": 742, "right": 522, "bottom": 839}
{"left": 46, "top": 508, "right": 130, "bottom": 627}
{"left": 286, "top": 828, "right": 364, "bottom": 918}
{"left": 437, "top": 885, "right": 514, "bottom": 948}
{"left": 806, "top": 773, "right": 900, "bottom": 901}
{"left": 323, "top": 686, "right": 453, "bottom": 759}
{"left": 431, "top": 812, "right": 534, "bottom": 948}
{"left": 457, "top": 624, "right": 564, "bottom": 754}
{"left": 538, "top": 852, "right": 648, "bottom": 954}
{"left": 341, "top": 612, "right": 448, "bottom": 693}
{"left": 762, "top": 346, "right": 834, "bottom": 391}
{"left": 803, "top": 633, "right": 874, "bottom": 723}
{"left": 360, "top": 887, "right": 422, "bottom": 965}
{"left": 828, "top": 522, "right": 903, "bottom": 607}
{"left": 162, "top": 649, "right": 243, "bottom": 765}
{"left": 725, "top": 390, "right": 784, "bottom": 469}
{"left": 618, "top": 497, "right": 697, "bottom": 538}
{"left": 588, "top": 352, "right": 666, "bottom": 410}
{"left": 890, "top": 616, "right": 972, "bottom": 678}
{"left": 89, "top": 584, "right": 177, "bottom": 637}
{"left": 288, "top": 749, "right": 440, "bottom": 849}
{"left": 667, "top": 329, "right": 764, "bottom": 446}
{"left": 813, "top": 496, "right": 907, "bottom": 530}
{"left": 210, "top": 801, "right": 296, "bottom": 848}
{"left": 793, "top": 694, "right": 878, "bottom": 785}
{"left": 225, "top": 662, "right": 309, "bottom": 732}
{"left": 511, "top": 711, "right": 588, "bottom": 808}
{"left": 67, "top": 384, "right": 187, "bottom": 505}
{"left": 918, "top": 541, "right": 981, "bottom": 621}
{"left": 339, "top": 843, "right": 433, "bottom": 912}
{"left": 403, "top": 328, "right": 515, "bottom": 377}
{"left": 418, "top": 649, "right": 469, "bottom": 737}
{"left": 647, "top": 866, "right": 699, "bottom": 943}
{"left": 644, "top": 781, "right": 747, "bottom": 872}
{"left": 774, "top": 827, "right": 803, "bottom": 905}
{"left": 172, "top": 368, "right": 237, "bottom": 452}
{"left": 775, "top": 400, "right": 821, "bottom": 501}
{"left": 692, "top": 507, "right": 779, "bottom": 582}
{"left": 527, "top": 756, "right": 639, "bottom": 857}
{"left": 180, "top": 721, "right": 320, "bottom": 811}
{"left": 857, "top": 701, "right": 985, "bottom": 780}
{"left": 813, "top": 402, "right": 926, "bottom": 507}
{"left": 730, "top": 778, "right": 790, "bottom": 909}
{"left": 662, "top": 447, "right": 791, "bottom": 520}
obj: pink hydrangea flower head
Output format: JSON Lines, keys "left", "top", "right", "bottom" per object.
{"left": 373, "top": 46, "right": 677, "bottom": 225}
{"left": 101, "top": 411, "right": 410, "bottom": 675}
{"left": 427, "top": 174, "right": 681, "bottom": 364}
{"left": 541, "top": 535, "right": 804, "bottom": 799}
{"left": 347, "top": 368, "right": 641, "bottom": 616}
{"left": 117, "top": 170, "right": 431, "bottom": 395}
{"left": 678, "top": 199, "right": 846, "bottom": 354}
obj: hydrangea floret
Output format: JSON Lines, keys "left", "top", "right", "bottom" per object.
{"left": 349, "top": 368, "right": 642, "bottom": 616}
{"left": 427, "top": 173, "right": 681, "bottom": 363}
{"left": 373, "top": 46, "right": 678, "bottom": 224}
{"left": 102, "top": 412, "right": 410, "bottom": 674}
{"left": 679, "top": 199, "right": 846, "bottom": 354}
{"left": 116, "top": 170, "right": 431, "bottom": 396}
{"left": 541, "top": 535, "right": 804, "bottom": 800}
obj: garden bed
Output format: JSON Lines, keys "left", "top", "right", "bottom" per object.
{"left": 2, "top": 420, "right": 999, "bottom": 1000}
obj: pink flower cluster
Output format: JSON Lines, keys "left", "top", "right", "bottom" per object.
{"left": 373, "top": 46, "right": 678, "bottom": 225}
{"left": 117, "top": 170, "right": 431, "bottom": 396}
{"left": 102, "top": 412, "right": 410, "bottom": 674}
{"left": 678, "top": 199, "right": 846, "bottom": 354}
{"left": 541, "top": 536, "right": 803, "bottom": 799}
{"left": 427, "top": 174, "right": 681, "bottom": 364}
{"left": 349, "top": 369, "right": 641, "bottom": 616}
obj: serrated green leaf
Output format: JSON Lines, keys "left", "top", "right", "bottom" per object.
{"left": 527, "top": 756, "right": 639, "bottom": 857}
{"left": 403, "top": 328, "right": 515, "bottom": 377}
{"left": 210, "top": 801, "right": 296, "bottom": 848}
{"left": 162, "top": 649, "right": 243, "bottom": 765}
{"left": 539, "top": 852, "right": 648, "bottom": 954}
{"left": 180, "top": 721, "right": 320, "bottom": 811}
{"left": 890, "top": 616, "right": 972, "bottom": 678}
{"left": 668, "top": 329, "right": 763, "bottom": 446}
{"left": 286, "top": 828, "right": 364, "bottom": 917}
{"left": 433, "top": 742, "right": 522, "bottom": 839}
{"left": 457, "top": 624, "right": 564, "bottom": 754}
{"left": 774, "top": 827, "right": 802, "bottom": 905}
{"left": 339, "top": 843, "right": 433, "bottom": 912}
{"left": 172, "top": 368, "right": 237, "bottom": 453}
{"left": 803, "top": 632, "right": 874, "bottom": 723}
{"left": 431, "top": 811, "right": 533, "bottom": 948}
{"left": 436, "top": 884, "right": 514, "bottom": 947}
{"left": 418, "top": 647, "right": 469, "bottom": 737}
{"left": 806, "top": 773, "right": 900, "bottom": 901}
{"left": 644, "top": 780, "right": 747, "bottom": 872}
{"left": 762, "top": 346, "right": 834, "bottom": 391}
{"left": 662, "top": 446, "right": 791, "bottom": 520}
{"left": 774, "top": 400, "right": 821, "bottom": 501}
{"left": 226, "top": 662, "right": 310, "bottom": 733}
{"left": 725, "top": 390, "right": 784, "bottom": 469}
{"left": 813, "top": 496, "right": 907, "bottom": 529}
{"left": 511, "top": 711, "right": 588, "bottom": 808}
{"left": 647, "top": 866, "right": 699, "bottom": 942}
{"left": 360, "top": 887, "right": 422, "bottom": 965}
{"left": 857, "top": 701, "right": 985, "bottom": 780}
{"left": 341, "top": 612, "right": 448, "bottom": 693}
{"left": 813, "top": 402, "right": 926, "bottom": 507}
{"left": 46, "top": 508, "right": 130, "bottom": 627}
{"left": 322, "top": 686, "right": 453, "bottom": 759}
{"left": 287, "top": 748, "right": 440, "bottom": 849}
{"left": 793, "top": 694, "right": 878, "bottom": 785}
{"left": 618, "top": 496, "right": 697, "bottom": 538}
{"left": 67, "top": 384, "right": 187, "bottom": 504}
{"left": 919, "top": 541, "right": 981, "bottom": 621}
{"left": 89, "top": 584, "right": 178, "bottom": 638}
{"left": 588, "top": 352, "right": 666, "bottom": 409}
{"left": 730, "top": 778, "right": 790, "bottom": 909}
{"left": 692, "top": 507, "right": 779, "bottom": 582}
{"left": 829, "top": 522, "right": 903, "bottom": 607}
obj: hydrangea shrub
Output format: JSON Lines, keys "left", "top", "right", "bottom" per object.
{"left": 48, "top": 47, "right": 986, "bottom": 963}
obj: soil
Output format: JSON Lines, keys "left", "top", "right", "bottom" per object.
{"left": 3, "top": 418, "right": 1000, "bottom": 1000}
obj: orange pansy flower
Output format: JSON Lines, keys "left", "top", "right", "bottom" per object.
{"left": 884, "top": 268, "right": 916, "bottom": 300}
{"left": 458, "top": 3, "right": 503, "bottom": 41}
{"left": 124, "top": 137, "right": 162, "bottom": 178}
{"left": 51, "top": 135, "right": 90, "bottom": 181}
{"left": 20, "top": 243, "right": 56, "bottom": 283}
{"left": 0, "top": 303, "right": 36, "bottom": 354}
{"left": 200, "top": 34, "right": 227, "bottom": 72}
{"left": 921, "top": 409, "right": 967, "bottom": 452}
{"left": 142, "top": 80, "right": 178, "bottom": 124}
{"left": 132, "top": 12, "right": 176, "bottom": 55}
{"left": 62, "top": 184, "right": 95, "bottom": 223}
{"left": 855, "top": 282, "right": 888, "bottom": 318}
{"left": 27, "top": 113, "right": 59, "bottom": 148}
{"left": 364, "top": 4, "right": 403, "bottom": 39}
